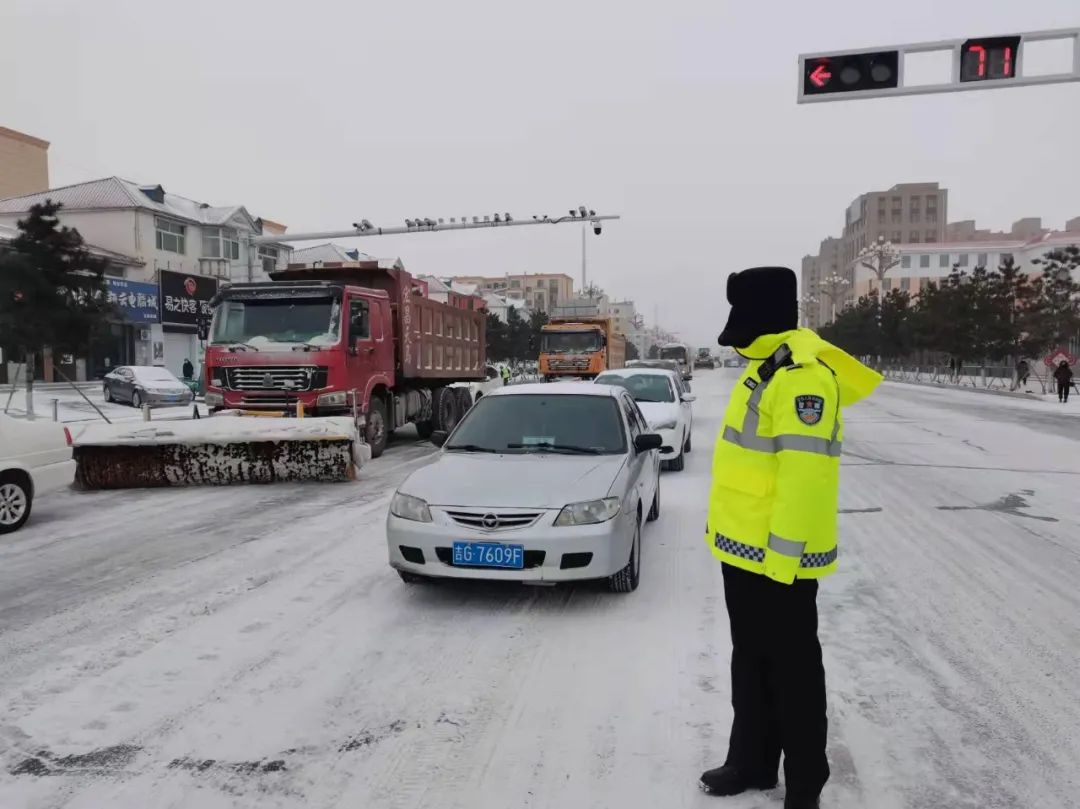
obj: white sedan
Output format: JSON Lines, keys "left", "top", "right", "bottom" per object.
{"left": 595, "top": 368, "right": 694, "bottom": 471}
{"left": 386, "top": 383, "right": 662, "bottom": 592}
{"left": 0, "top": 413, "right": 74, "bottom": 534}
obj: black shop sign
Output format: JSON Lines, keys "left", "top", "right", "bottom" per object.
{"left": 159, "top": 270, "right": 219, "bottom": 333}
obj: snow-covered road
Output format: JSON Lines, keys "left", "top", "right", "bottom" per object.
{"left": 1, "top": 372, "right": 1078, "bottom": 809}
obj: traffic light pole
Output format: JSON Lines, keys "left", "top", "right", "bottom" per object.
{"left": 249, "top": 211, "right": 620, "bottom": 245}
{"left": 798, "top": 27, "right": 1080, "bottom": 103}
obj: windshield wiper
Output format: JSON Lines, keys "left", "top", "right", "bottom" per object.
{"left": 445, "top": 444, "right": 500, "bottom": 453}
{"left": 506, "top": 442, "right": 603, "bottom": 455}
{"left": 222, "top": 342, "right": 260, "bottom": 352}
{"left": 291, "top": 343, "right": 322, "bottom": 352}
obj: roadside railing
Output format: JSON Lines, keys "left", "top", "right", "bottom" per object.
{"left": 881, "top": 365, "right": 1049, "bottom": 395}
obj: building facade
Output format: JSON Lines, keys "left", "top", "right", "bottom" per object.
{"left": 0, "top": 126, "right": 49, "bottom": 199}
{"left": 850, "top": 226, "right": 1080, "bottom": 300}
{"left": 840, "top": 182, "right": 949, "bottom": 268}
{"left": 448, "top": 273, "right": 574, "bottom": 313}
{"left": 0, "top": 177, "right": 291, "bottom": 378}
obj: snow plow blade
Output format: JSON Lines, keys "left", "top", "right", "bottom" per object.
{"left": 69, "top": 416, "right": 370, "bottom": 489}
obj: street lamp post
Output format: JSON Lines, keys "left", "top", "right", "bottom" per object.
{"left": 857, "top": 236, "right": 900, "bottom": 366}
{"left": 858, "top": 235, "right": 901, "bottom": 294}
{"left": 799, "top": 293, "right": 820, "bottom": 327}
{"left": 817, "top": 273, "right": 851, "bottom": 323}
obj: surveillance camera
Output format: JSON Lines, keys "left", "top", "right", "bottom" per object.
{"left": 592, "top": 220, "right": 602, "bottom": 236}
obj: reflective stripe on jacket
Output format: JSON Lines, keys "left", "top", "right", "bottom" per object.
{"left": 706, "top": 329, "right": 881, "bottom": 584}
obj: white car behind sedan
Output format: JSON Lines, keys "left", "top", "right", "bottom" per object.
{"left": 594, "top": 368, "right": 694, "bottom": 471}
{"left": 0, "top": 413, "right": 74, "bottom": 534}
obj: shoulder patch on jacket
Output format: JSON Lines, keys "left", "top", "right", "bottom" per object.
{"left": 795, "top": 394, "right": 825, "bottom": 425}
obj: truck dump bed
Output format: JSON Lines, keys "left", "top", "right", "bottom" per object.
{"left": 271, "top": 262, "right": 486, "bottom": 382}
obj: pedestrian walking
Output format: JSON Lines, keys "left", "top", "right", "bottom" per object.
{"left": 700, "top": 267, "right": 882, "bottom": 809}
{"left": 182, "top": 358, "right": 194, "bottom": 380}
{"left": 1014, "top": 359, "right": 1030, "bottom": 391}
{"left": 500, "top": 365, "right": 511, "bottom": 386}
{"left": 1053, "top": 360, "right": 1073, "bottom": 403}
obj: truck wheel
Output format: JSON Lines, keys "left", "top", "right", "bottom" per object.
{"left": 366, "top": 397, "right": 389, "bottom": 459}
{"left": 432, "top": 387, "right": 460, "bottom": 433}
{"left": 454, "top": 387, "right": 473, "bottom": 414}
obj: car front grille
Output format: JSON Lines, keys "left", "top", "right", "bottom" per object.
{"left": 223, "top": 366, "right": 328, "bottom": 392}
{"left": 548, "top": 357, "right": 592, "bottom": 372}
{"left": 444, "top": 510, "right": 543, "bottom": 530}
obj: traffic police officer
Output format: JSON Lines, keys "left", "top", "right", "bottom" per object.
{"left": 700, "top": 267, "right": 881, "bottom": 809}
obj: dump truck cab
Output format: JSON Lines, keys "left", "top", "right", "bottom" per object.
{"left": 539, "top": 316, "right": 625, "bottom": 380}
{"left": 203, "top": 259, "right": 486, "bottom": 458}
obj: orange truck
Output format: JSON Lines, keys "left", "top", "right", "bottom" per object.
{"left": 539, "top": 316, "right": 626, "bottom": 380}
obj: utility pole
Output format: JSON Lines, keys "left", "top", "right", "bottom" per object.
{"left": 581, "top": 224, "right": 587, "bottom": 292}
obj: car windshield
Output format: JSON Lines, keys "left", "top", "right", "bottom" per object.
{"left": 131, "top": 367, "right": 179, "bottom": 383}
{"left": 446, "top": 394, "right": 626, "bottom": 454}
{"left": 541, "top": 331, "right": 601, "bottom": 353}
{"left": 596, "top": 373, "right": 674, "bottom": 403}
{"left": 210, "top": 297, "right": 341, "bottom": 345}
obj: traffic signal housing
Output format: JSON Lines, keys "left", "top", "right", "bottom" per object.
{"left": 802, "top": 50, "right": 900, "bottom": 97}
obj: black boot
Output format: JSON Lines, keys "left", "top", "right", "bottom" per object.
{"left": 784, "top": 793, "right": 821, "bottom": 809}
{"left": 699, "top": 764, "right": 777, "bottom": 796}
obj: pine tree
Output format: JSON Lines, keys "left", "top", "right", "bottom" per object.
{"left": 0, "top": 201, "right": 111, "bottom": 412}
{"left": 485, "top": 311, "right": 508, "bottom": 362}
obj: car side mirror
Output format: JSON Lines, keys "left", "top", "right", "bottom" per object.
{"left": 430, "top": 430, "right": 449, "bottom": 447}
{"left": 681, "top": 393, "right": 696, "bottom": 403}
{"left": 634, "top": 433, "right": 663, "bottom": 453}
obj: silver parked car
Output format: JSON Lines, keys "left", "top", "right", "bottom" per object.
{"left": 103, "top": 365, "right": 194, "bottom": 408}
{"left": 386, "top": 383, "right": 662, "bottom": 592}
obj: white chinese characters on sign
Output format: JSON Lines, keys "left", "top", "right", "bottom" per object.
{"left": 108, "top": 289, "right": 159, "bottom": 311}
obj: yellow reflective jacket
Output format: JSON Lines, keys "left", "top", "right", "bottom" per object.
{"left": 706, "top": 329, "right": 881, "bottom": 584}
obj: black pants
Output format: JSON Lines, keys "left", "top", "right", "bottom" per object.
{"left": 722, "top": 562, "right": 829, "bottom": 799}
{"left": 1058, "top": 381, "right": 1070, "bottom": 402}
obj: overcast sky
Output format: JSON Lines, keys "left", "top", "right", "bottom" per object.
{"left": 2, "top": 0, "right": 1078, "bottom": 347}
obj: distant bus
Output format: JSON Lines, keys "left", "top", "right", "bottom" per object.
{"left": 659, "top": 343, "right": 692, "bottom": 381}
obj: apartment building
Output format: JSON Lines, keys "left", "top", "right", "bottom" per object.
{"left": 448, "top": 273, "right": 574, "bottom": 313}
{"left": 840, "top": 182, "right": 949, "bottom": 268}
{"left": 800, "top": 237, "right": 843, "bottom": 329}
{"left": 0, "top": 126, "right": 49, "bottom": 198}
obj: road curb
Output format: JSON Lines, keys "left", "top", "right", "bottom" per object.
{"left": 882, "top": 378, "right": 1043, "bottom": 400}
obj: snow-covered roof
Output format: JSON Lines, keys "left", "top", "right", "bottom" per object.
{"left": 289, "top": 243, "right": 375, "bottom": 265}
{"left": 450, "top": 281, "right": 480, "bottom": 296}
{"left": 418, "top": 275, "right": 452, "bottom": 294}
{"left": 0, "top": 176, "right": 270, "bottom": 233}
{"left": 0, "top": 221, "right": 143, "bottom": 266}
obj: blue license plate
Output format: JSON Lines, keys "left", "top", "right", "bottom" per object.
{"left": 452, "top": 541, "right": 525, "bottom": 569}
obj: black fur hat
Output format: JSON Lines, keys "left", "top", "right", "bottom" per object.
{"left": 717, "top": 266, "right": 799, "bottom": 348}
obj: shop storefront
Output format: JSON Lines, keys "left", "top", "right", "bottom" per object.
{"left": 86, "top": 277, "right": 161, "bottom": 378}
{"left": 159, "top": 270, "right": 218, "bottom": 380}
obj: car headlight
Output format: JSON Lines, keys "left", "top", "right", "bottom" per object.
{"left": 650, "top": 418, "right": 678, "bottom": 431}
{"left": 554, "top": 497, "right": 620, "bottom": 526}
{"left": 317, "top": 391, "right": 348, "bottom": 407}
{"left": 390, "top": 491, "right": 432, "bottom": 523}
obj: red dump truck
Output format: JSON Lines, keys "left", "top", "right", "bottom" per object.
{"left": 202, "top": 259, "right": 486, "bottom": 457}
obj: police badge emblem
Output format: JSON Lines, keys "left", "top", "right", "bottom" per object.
{"left": 795, "top": 394, "right": 825, "bottom": 425}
